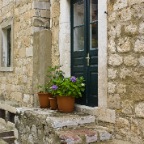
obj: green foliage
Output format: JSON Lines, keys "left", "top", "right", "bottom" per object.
{"left": 37, "top": 65, "right": 64, "bottom": 93}
{"left": 51, "top": 76, "right": 85, "bottom": 98}
{"left": 37, "top": 84, "right": 48, "bottom": 93}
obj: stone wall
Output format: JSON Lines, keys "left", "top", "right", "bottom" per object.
{"left": 0, "top": 0, "right": 51, "bottom": 107}
{"left": 107, "top": 0, "right": 144, "bottom": 143}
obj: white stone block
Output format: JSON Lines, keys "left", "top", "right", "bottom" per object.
{"left": 26, "top": 47, "right": 33, "bottom": 57}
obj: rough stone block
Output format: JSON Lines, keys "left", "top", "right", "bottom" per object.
{"left": 108, "top": 38, "right": 116, "bottom": 53}
{"left": 134, "top": 39, "right": 144, "bottom": 52}
{"left": 117, "top": 38, "right": 131, "bottom": 53}
{"left": 125, "top": 23, "right": 137, "bottom": 34}
{"left": 108, "top": 54, "right": 123, "bottom": 66}
{"left": 139, "top": 22, "right": 144, "bottom": 34}
{"left": 108, "top": 82, "right": 116, "bottom": 94}
{"left": 113, "top": 0, "right": 128, "bottom": 10}
{"left": 135, "top": 102, "right": 144, "bottom": 118}
{"left": 26, "top": 47, "right": 33, "bottom": 57}
{"left": 108, "top": 68, "right": 117, "bottom": 79}
{"left": 108, "top": 94, "right": 121, "bottom": 109}
{"left": 124, "top": 55, "right": 138, "bottom": 66}
{"left": 46, "top": 114, "right": 95, "bottom": 128}
{"left": 32, "top": 1, "right": 50, "bottom": 10}
{"left": 98, "top": 130, "right": 112, "bottom": 141}
{"left": 138, "top": 56, "right": 144, "bottom": 67}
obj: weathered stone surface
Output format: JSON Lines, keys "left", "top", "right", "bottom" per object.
{"left": 108, "top": 68, "right": 117, "bottom": 79}
{"left": 46, "top": 114, "right": 95, "bottom": 128}
{"left": 117, "top": 38, "right": 131, "bottom": 53}
{"left": 108, "top": 24, "right": 121, "bottom": 37}
{"left": 113, "top": 0, "right": 128, "bottom": 10}
{"left": 124, "top": 55, "right": 138, "bottom": 66}
{"left": 108, "top": 38, "right": 116, "bottom": 53}
{"left": 139, "top": 22, "right": 144, "bottom": 34}
{"left": 108, "top": 82, "right": 116, "bottom": 94}
{"left": 119, "top": 68, "right": 131, "bottom": 79}
{"left": 125, "top": 23, "right": 137, "bottom": 35}
{"left": 134, "top": 38, "right": 144, "bottom": 52}
{"left": 138, "top": 56, "right": 144, "bottom": 67}
{"left": 121, "top": 100, "right": 134, "bottom": 115}
{"left": 116, "top": 83, "right": 126, "bottom": 94}
{"left": 108, "top": 94, "right": 121, "bottom": 109}
{"left": 108, "top": 54, "right": 123, "bottom": 66}
{"left": 32, "top": 1, "right": 50, "bottom": 10}
{"left": 119, "top": 8, "right": 132, "bottom": 21}
{"left": 115, "top": 118, "right": 131, "bottom": 140}
{"left": 135, "top": 102, "right": 144, "bottom": 118}
{"left": 15, "top": 108, "right": 113, "bottom": 144}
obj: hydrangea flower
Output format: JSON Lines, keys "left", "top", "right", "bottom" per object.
{"left": 70, "top": 76, "right": 77, "bottom": 82}
{"left": 51, "top": 85, "right": 58, "bottom": 90}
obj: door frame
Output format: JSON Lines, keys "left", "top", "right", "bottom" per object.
{"left": 59, "top": 0, "right": 107, "bottom": 108}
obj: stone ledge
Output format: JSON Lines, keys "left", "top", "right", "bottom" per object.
{"left": 75, "top": 105, "right": 116, "bottom": 123}
{"left": 16, "top": 107, "right": 96, "bottom": 128}
{"left": 0, "top": 101, "right": 18, "bottom": 114}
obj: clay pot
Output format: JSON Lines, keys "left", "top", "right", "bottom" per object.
{"left": 38, "top": 93, "right": 51, "bottom": 108}
{"left": 49, "top": 97, "right": 58, "bottom": 110}
{"left": 57, "top": 96, "right": 75, "bottom": 113}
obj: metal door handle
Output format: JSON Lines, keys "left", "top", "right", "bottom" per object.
{"left": 85, "top": 53, "right": 90, "bottom": 66}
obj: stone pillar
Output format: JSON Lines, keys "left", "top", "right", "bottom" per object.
{"left": 59, "top": 0, "right": 71, "bottom": 77}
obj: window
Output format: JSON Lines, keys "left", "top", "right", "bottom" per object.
{"left": 0, "top": 18, "right": 13, "bottom": 71}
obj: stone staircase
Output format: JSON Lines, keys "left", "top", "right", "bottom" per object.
{"left": 0, "top": 101, "right": 134, "bottom": 144}
{"left": 15, "top": 108, "right": 113, "bottom": 144}
{"left": 46, "top": 113, "right": 112, "bottom": 144}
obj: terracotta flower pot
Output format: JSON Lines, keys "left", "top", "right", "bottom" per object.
{"left": 38, "top": 93, "right": 51, "bottom": 108}
{"left": 49, "top": 97, "right": 58, "bottom": 110}
{"left": 57, "top": 96, "right": 75, "bottom": 113}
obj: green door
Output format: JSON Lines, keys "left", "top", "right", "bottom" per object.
{"left": 71, "top": 0, "right": 98, "bottom": 106}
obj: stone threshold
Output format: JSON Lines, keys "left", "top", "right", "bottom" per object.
{"left": 75, "top": 104, "right": 116, "bottom": 124}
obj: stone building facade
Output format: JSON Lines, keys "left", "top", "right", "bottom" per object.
{"left": 0, "top": 0, "right": 144, "bottom": 143}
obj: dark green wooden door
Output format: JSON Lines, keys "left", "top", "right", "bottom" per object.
{"left": 71, "top": 0, "right": 98, "bottom": 106}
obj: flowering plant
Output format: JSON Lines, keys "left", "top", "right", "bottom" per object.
{"left": 50, "top": 76, "right": 85, "bottom": 98}
{"left": 37, "top": 65, "right": 64, "bottom": 93}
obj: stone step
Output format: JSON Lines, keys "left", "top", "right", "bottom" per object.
{"left": 56, "top": 126, "right": 112, "bottom": 144}
{"left": 0, "top": 130, "right": 16, "bottom": 144}
{"left": 0, "top": 130, "right": 14, "bottom": 138}
{"left": 46, "top": 112, "right": 95, "bottom": 129}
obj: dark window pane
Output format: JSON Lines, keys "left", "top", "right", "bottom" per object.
{"left": 7, "top": 28, "right": 11, "bottom": 67}
{"left": 90, "top": 0, "right": 98, "bottom": 22}
{"left": 90, "top": 23, "right": 98, "bottom": 49}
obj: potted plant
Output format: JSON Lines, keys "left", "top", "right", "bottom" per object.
{"left": 37, "top": 84, "right": 51, "bottom": 108}
{"left": 51, "top": 76, "right": 85, "bottom": 113}
{"left": 37, "top": 66, "right": 64, "bottom": 109}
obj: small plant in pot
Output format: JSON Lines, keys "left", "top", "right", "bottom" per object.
{"left": 37, "top": 84, "right": 51, "bottom": 108}
{"left": 37, "top": 65, "right": 64, "bottom": 109}
{"left": 51, "top": 76, "right": 85, "bottom": 113}
{"left": 46, "top": 65, "right": 64, "bottom": 110}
